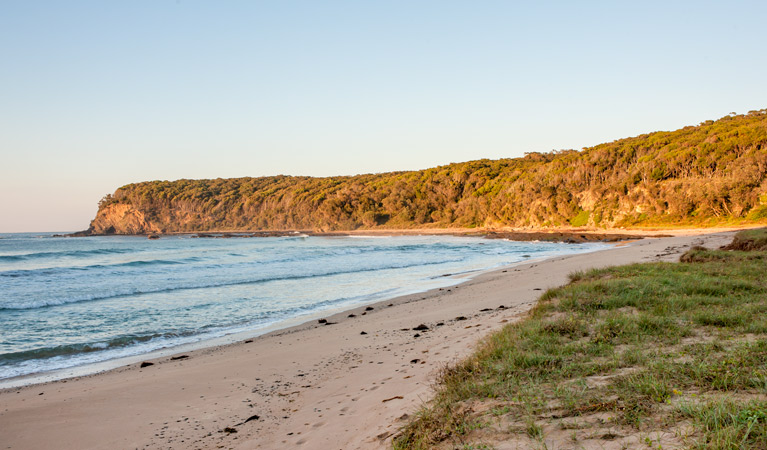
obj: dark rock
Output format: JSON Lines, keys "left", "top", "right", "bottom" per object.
{"left": 223, "top": 427, "right": 237, "bottom": 434}
{"left": 348, "top": 314, "right": 356, "bottom": 318}
{"left": 455, "top": 316, "right": 468, "bottom": 321}
{"left": 365, "top": 306, "right": 374, "bottom": 311}
{"left": 147, "top": 234, "right": 160, "bottom": 240}
{"left": 140, "top": 362, "right": 154, "bottom": 368}
{"left": 360, "top": 331, "right": 367, "bottom": 335}
{"left": 170, "top": 355, "right": 189, "bottom": 361}
{"left": 533, "top": 288, "right": 542, "bottom": 291}
{"left": 413, "top": 324, "right": 429, "bottom": 331}
{"left": 410, "top": 359, "right": 420, "bottom": 364}
{"left": 436, "top": 322, "right": 444, "bottom": 326}
{"left": 245, "top": 339, "right": 253, "bottom": 343}
{"left": 242, "top": 414, "right": 260, "bottom": 424}
{"left": 318, "top": 319, "right": 327, "bottom": 324}
{"left": 324, "top": 321, "right": 337, "bottom": 325}
{"left": 480, "top": 308, "right": 492, "bottom": 312}
{"left": 497, "top": 305, "right": 506, "bottom": 309}
{"left": 413, "top": 334, "right": 421, "bottom": 338}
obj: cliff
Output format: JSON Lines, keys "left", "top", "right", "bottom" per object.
{"left": 85, "top": 110, "right": 767, "bottom": 235}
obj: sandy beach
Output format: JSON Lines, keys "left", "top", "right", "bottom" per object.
{"left": 0, "top": 230, "right": 738, "bottom": 449}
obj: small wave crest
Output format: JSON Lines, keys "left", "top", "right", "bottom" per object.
{"left": 0, "top": 333, "right": 180, "bottom": 366}
{"left": 0, "top": 248, "right": 133, "bottom": 262}
{"left": 0, "top": 258, "right": 191, "bottom": 278}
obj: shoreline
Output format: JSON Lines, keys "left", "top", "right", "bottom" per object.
{"left": 0, "top": 231, "right": 738, "bottom": 449}
{"left": 0, "top": 250, "right": 515, "bottom": 390}
{"left": 65, "top": 224, "right": 759, "bottom": 242}
{"left": 0, "top": 235, "right": 605, "bottom": 389}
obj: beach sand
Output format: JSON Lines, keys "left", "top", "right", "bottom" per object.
{"left": 0, "top": 230, "right": 736, "bottom": 449}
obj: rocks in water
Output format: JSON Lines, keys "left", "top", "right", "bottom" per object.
{"left": 412, "top": 324, "right": 429, "bottom": 331}
{"left": 140, "top": 362, "right": 154, "bottom": 368}
{"left": 147, "top": 234, "right": 160, "bottom": 240}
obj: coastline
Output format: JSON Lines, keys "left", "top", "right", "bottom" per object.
{"left": 69, "top": 224, "right": 756, "bottom": 242}
{"left": 0, "top": 230, "right": 737, "bottom": 449}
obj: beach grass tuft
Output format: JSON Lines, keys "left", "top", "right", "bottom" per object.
{"left": 393, "top": 229, "right": 767, "bottom": 449}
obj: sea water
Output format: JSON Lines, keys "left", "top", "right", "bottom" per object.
{"left": 0, "top": 233, "right": 606, "bottom": 382}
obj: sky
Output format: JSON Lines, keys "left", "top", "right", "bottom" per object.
{"left": 1, "top": 1, "right": 766, "bottom": 232}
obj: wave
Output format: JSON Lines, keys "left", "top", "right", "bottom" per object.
{"left": 0, "top": 248, "right": 133, "bottom": 262}
{"left": 0, "top": 333, "right": 178, "bottom": 365}
{"left": 0, "top": 258, "right": 195, "bottom": 278}
{"left": 0, "top": 258, "right": 462, "bottom": 311}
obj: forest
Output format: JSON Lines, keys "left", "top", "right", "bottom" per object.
{"left": 88, "top": 110, "right": 767, "bottom": 234}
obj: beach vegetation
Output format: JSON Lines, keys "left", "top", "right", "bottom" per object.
{"left": 392, "top": 230, "right": 767, "bottom": 449}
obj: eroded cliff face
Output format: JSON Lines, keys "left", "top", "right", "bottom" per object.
{"left": 87, "top": 203, "right": 161, "bottom": 235}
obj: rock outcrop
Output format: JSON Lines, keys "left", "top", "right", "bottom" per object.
{"left": 87, "top": 203, "right": 162, "bottom": 235}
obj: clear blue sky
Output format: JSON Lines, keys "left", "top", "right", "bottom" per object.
{"left": 1, "top": 1, "right": 765, "bottom": 232}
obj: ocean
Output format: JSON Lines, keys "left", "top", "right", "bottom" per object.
{"left": 0, "top": 232, "right": 606, "bottom": 383}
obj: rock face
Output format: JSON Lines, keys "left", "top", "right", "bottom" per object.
{"left": 87, "top": 203, "right": 161, "bottom": 235}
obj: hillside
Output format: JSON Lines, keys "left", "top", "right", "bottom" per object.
{"left": 86, "top": 110, "right": 767, "bottom": 235}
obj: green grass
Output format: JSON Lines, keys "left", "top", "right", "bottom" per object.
{"left": 393, "top": 232, "right": 767, "bottom": 449}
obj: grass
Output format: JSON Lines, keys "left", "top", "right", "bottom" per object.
{"left": 393, "top": 229, "right": 767, "bottom": 449}
{"left": 722, "top": 227, "right": 767, "bottom": 251}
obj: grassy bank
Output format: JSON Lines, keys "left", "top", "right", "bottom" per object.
{"left": 394, "top": 230, "right": 767, "bottom": 449}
